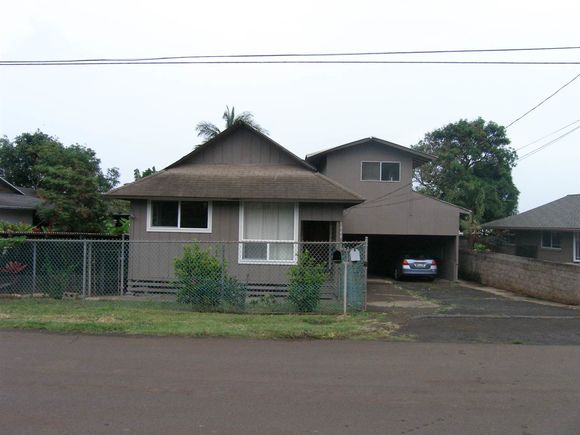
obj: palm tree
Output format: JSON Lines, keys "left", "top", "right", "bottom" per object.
{"left": 195, "top": 106, "right": 268, "bottom": 142}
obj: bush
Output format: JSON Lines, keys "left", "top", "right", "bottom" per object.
{"left": 473, "top": 242, "right": 490, "bottom": 253}
{"left": 0, "top": 221, "right": 34, "bottom": 233}
{"left": 287, "top": 251, "right": 328, "bottom": 312}
{"left": 174, "top": 243, "right": 246, "bottom": 311}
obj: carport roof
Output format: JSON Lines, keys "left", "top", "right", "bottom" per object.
{"left": 483, "top": 194, "right": 580, "bottom": 231}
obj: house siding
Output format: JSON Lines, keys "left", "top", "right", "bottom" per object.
{"left": 127, "top": 199, "right": 346, "bottom": 286}
{"left": 130, "top": 200, "right": 239, "bottom": 241}
{"left": 342, "top": 192, "right": 461, "bottom": 236}
{"left": 184, "top": 128, "right": 300, "bottom": 166}
{"left": 320, "top": 141, "right": 414, "bottom": 201}
{"left": 497, "top": 230, "right": 576, "bottom": 263}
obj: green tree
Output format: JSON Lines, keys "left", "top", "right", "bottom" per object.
{"left": 412, "top": 118, "right": 519, "bottom": 223}
{"left": 133, "top": 166, "right": 156, "bottom": 180}
{"left": 0, "top": 131, "right": 120, "bottom": 232}
{"left": 195, "top": 106, "right": 268, "bottom": 142}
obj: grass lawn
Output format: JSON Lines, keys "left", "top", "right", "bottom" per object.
{"left": 0, "top": 299, "right": 399, "bottom": 340}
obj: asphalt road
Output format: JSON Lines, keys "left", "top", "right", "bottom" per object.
{"left": 2, "top": 330, "right": 580, "bottom": 434}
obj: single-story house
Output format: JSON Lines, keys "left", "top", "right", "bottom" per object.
{"left": 305, "top": 137, "right": 470, "bottom": 280}
{"left": 107, "top": 123, "right": 468, "bottom": 287}
{"left": 0, "top": 177, "right": 42, "bottom": 225}
{"left": 483, "top": 194, "right": 580, "bottom": 264}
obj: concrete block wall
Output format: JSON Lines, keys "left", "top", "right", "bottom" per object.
{"left": 459, "top": 250, "right": 580, "bottom": 305}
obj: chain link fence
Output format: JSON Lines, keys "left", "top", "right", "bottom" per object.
{"left": 0, "top": 239, "right": 367, "bottom": 313}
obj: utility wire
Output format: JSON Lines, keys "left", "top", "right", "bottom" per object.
{"left": 2, "top": 45, "right": 580, "bottom": 64}
{"left": 516, "top": 118, "right": 580, "bottom": 151}
{"left": 2, "top": 60, "right": 580, "bottom": 66}
{"left": 517, "top": 124, "right": 580, "bottom": 161}
{"left": 506, "top": 73, "right": 580, "bottom": 128}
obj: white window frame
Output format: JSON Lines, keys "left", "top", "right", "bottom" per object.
{"left": 574, "top": 232, "right": 580, "bottom": 263}
{"left": 360, "top": 161, "right": 401, "bottom": 183}
{"left": 146, "top": 200, "right": 212, "bottom": 233}
{"left": 540, "top": 230, "right": 561, "bottom": 250}
{"left": 238, "top": 202, "right": 299, "bottom": 265}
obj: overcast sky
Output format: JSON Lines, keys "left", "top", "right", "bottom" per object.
{"left": 1, "top": 0, "right": 579, "bottom": 213}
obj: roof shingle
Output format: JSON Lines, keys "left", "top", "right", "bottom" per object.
{"left": 106, "top": 164, "right": 363, "bottom": 203}
{"left": 483, "top": 195, "right": 580, "bottom": 230}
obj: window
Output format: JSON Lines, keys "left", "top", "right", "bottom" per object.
{"left": 541, "top": 231, "right": 561, "bottom": 249}
{"left": 574, "top": 232, "right": 580, "bottom": 262}
{"left": 361, "top": 161, "right": 400, "bottom": 182}
{"left": 503, "top": 232, "right": 516, "bottom": 245}
{"left": 239, "top": 202, "right": 298, "bottom": 263}
{"left": 148, "top": 200, "right": 211, "bottom": 232}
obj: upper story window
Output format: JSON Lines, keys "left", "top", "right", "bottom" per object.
{"left": 361, "top": 161, "right": 400, "bottom": 182}
{"left": 541, "top": 231, "right": 561, "bottom": 249}
{"left": 148, "top": 200, "right": 212, "bottom": 233}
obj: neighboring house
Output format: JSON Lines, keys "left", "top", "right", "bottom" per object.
{"left": 106, "top": 123, "right": 363, "bottom": 288}
{"left": 306, "top": 138, "right": 469, "bottom": 280}
{"left": 0, "top": 177, "right": 41, "bottom": 225}
{"left": 483, "top": 194, "right": 580, "bottom": 264}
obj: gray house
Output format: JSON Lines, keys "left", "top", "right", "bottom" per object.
{"left": 0, "top": 177, "right": 41, "bottom": 225}
{"left": 483, "top": 194, "right": 580, "bottom": 264}
{"left": 106, "top": 123, "right": 364, "bottom": 289}
{"left": 306, "top": 137, "right": 469, "bottom": 280}
{"left": 108, "top": 124, "right": 468, "bottom": 283}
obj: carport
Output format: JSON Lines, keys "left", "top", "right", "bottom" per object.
{"left": 341, "top": 191, "right": 469, "bottom": 281}
{"left": 346, "top": 234, "right": 458, "bottom": 280}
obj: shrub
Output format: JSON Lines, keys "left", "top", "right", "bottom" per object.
{"left": 287, "top": 251, "right": 328, "bottom": 312}
{"left": 174, "top": 243, "right": 246, "bottom": 311}
{"left": 0, "top": 221, "right": 34, "bottom": 233}
{"left": 473, "top": 242, "right": 490, "bottom": 253}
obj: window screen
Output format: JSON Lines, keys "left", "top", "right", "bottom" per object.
{"left": 361, "top": 162, "right": 380, "bottom": 180}
{"left": 381, "top": 162, "right": 400, "bottom": 181}
{"left": 151, "top": 201, "right": 178, "bottom": 227}
{"left": 180, "top": 201, "right": 209, "bottom": 229}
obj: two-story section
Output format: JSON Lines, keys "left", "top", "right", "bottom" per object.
{"left": 306, "top": 137, "right": 469, "bottom": 280}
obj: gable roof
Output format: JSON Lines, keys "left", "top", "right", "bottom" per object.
{"left": 107, "top": 124, "right": 363, "bottom": 204}
{"left": 483, "top": 195, "right": 580, "bottom": 231}
{"left": 0, "top": 177, "right": 41, "bottom": 210}
{"left": 166, "top": 122, "right": 316, "bottom": 171}
{"left": 0, "top": 177, "right": 25, "bottom": 195}
{"left": 306, "top": 137, "right": 435, "bottom": 168}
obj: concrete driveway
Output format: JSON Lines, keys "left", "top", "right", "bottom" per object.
{"left": 367, "top": 278, "right": 580, "bottom": 345}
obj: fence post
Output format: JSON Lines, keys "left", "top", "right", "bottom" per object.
{"left": 119, "top": 236, "right": 126, "bottom": 296}
{"left": 364, "top": 236, "right": 369, "bottom": 310}
{"left": 82, "top": 241, "right": 87, "bottom": 298}
{"left": 87, "top": 241, "right": 93, "bottom": 297}
{"left": 220, "top": 242, "right": 226, "bottom": 300}
{"left": 343, "top": 259, "right": 348, "bottom": 315}
{"left": 32, "top": 242, "right": 37, "bottom": 296}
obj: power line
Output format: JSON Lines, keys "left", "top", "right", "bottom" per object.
{"left": 2, "top": 60, "right": 580, "bottom": 67}
{"left": 2, "top": 45, "right": 580, "bottom": 64}
{"left": 506, "top": 73, "right": 580, "bottom": 128}
{"left": 517, "top": 124, "right": 580, "bottom": 161}
{"left": 516, "top": 118, "right": 580, "bottom": 151}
